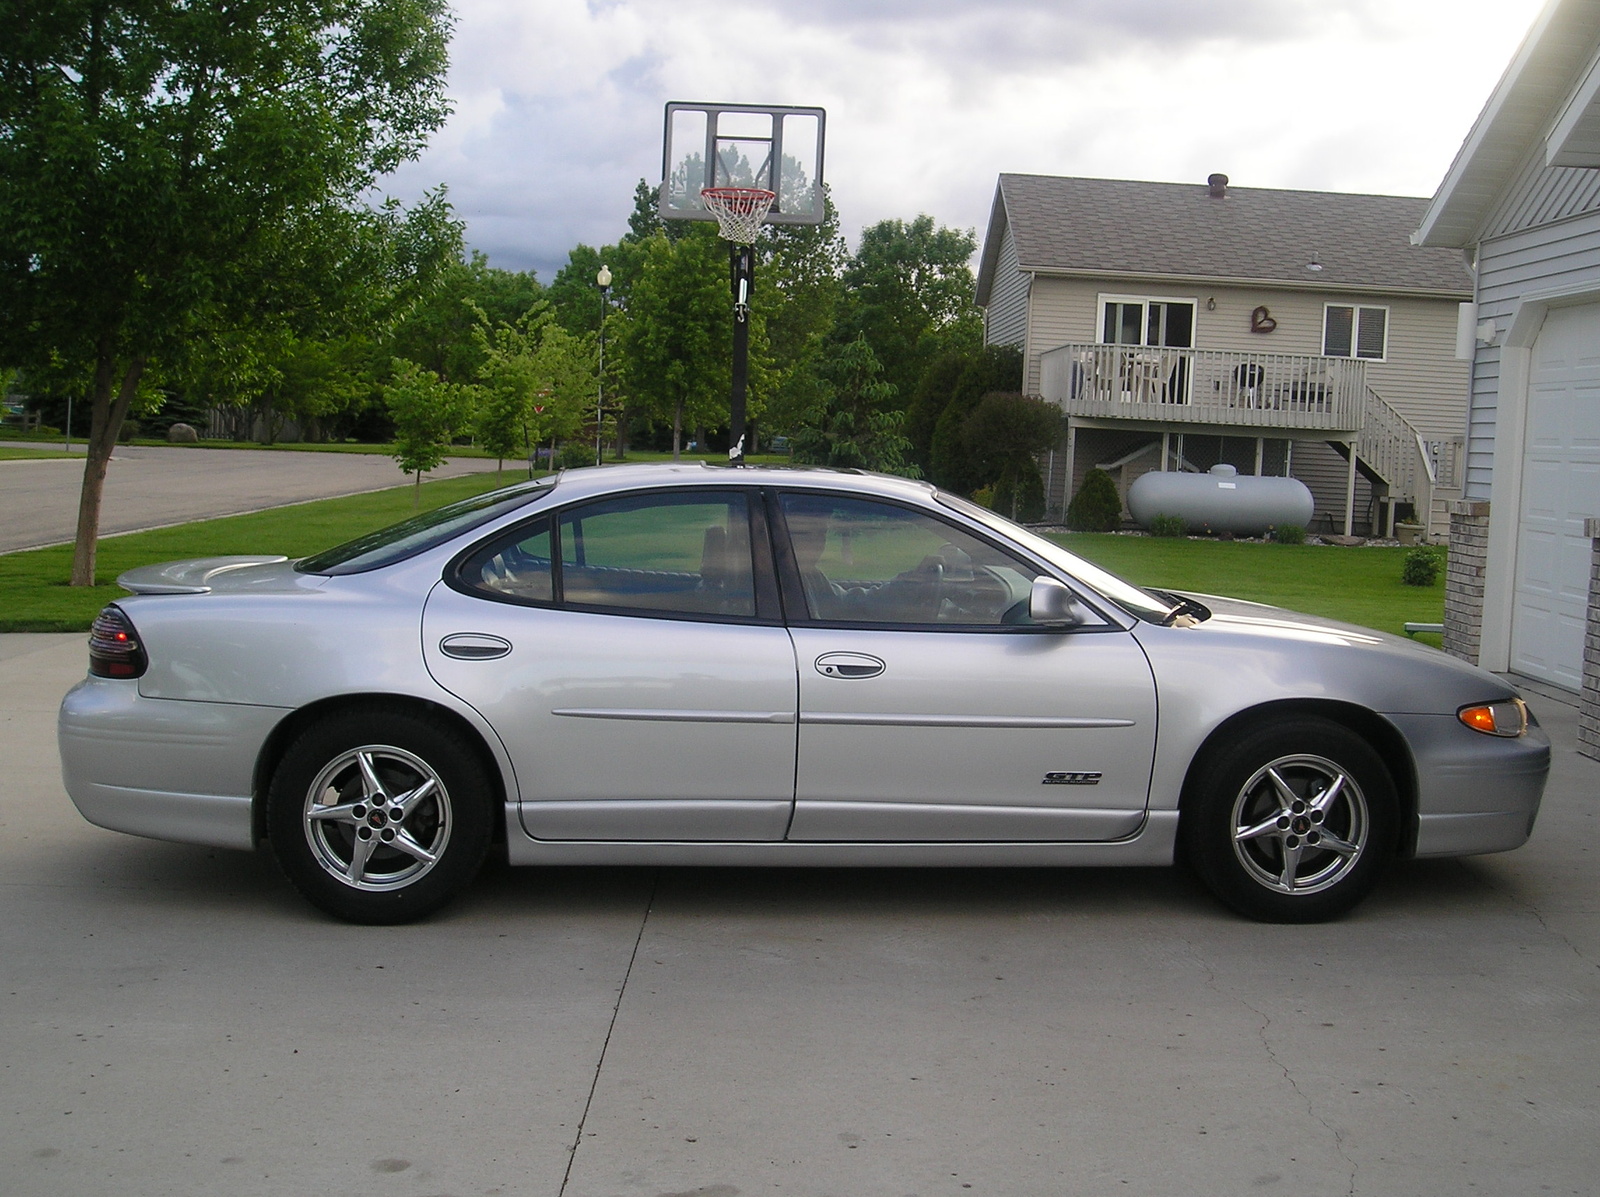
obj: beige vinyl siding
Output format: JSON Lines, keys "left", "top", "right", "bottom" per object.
{"left": 1025, "top": 277, "right": 1467, "bottom": 437}
{"left": 983, "top": 228, "right": 1030, "bottom": 349}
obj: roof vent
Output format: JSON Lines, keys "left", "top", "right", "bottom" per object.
{"left": 1207, "top": 173, "right": 1229, "bottom": 198}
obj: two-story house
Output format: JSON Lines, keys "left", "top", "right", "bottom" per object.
{"left": 976, "top": 172, "right": 1474, "bottom": 537}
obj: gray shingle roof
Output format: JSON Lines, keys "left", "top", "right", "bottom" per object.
{"left": 984, "top": 173, "right": 1472, "bottom": 299}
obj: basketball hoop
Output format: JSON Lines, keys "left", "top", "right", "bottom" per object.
{"left": 700, "top": 187, "right": 775, "bottom": 246}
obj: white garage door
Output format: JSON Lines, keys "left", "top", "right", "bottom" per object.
{"left": 1511, "top": 302, "right": 1600, "bottom": 690}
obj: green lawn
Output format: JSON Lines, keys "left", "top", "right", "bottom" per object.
{"left": 0, "top": 476, "right": 1447, "bottom": 640}
{"left": 0, "top": 446, "right": 79, "bottom": 461}
{"left": 1049, "top": 532, "right": 1444, "bottom": 645}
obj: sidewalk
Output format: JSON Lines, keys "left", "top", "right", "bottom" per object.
{"left": 0, "top": 443, "right": 499, "bottom": 554}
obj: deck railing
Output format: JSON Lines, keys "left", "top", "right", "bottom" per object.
{"left": 1038, "top": 343, "right": 1366, "bottom": 432}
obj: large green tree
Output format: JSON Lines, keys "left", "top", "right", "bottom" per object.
{"left": 0, "top": 0, "right": 456, "bottom": 584}
{"left": 836, "top": 215, "right": 983, "bottom": 400}
{"left": 755, "top": 190, "right": 848, "bottom": 441}
{"left": 790, "top": 335, "right": 917, "bottom": 477}
{"left": 617, "top": 226, "right": 760, "bottom": 458}
{"left": 473, "top": 303, "right": 595, "bottom": 476}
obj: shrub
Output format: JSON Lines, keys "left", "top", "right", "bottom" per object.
{"left": 1066, "top": 468, "right": 1122, "bottom": 532}
{"left": 1272, "top": 524, "right": 1306, "bottom": 545}
{"left": 970, "top": 484, "right": 997, "bottom": 510}
{"left": 558, "top": 440, "right": 596, "bottom": 470}
{"left": 1148, "top": 514, "right": 1187, "bottom": 538}
{"left": 1402, "top": 545, "right": 1442, "bottom": 586}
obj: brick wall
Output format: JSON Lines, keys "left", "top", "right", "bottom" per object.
{"left": 1444, "top": 501, "right": 1491, "bottom": 665}
{"left": 1580, "top": 518, "right": 1600, "bottom": 762}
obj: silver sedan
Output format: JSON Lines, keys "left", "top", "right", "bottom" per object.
{"left": 59, "top": 464, "right": 1550, "bottom": 924}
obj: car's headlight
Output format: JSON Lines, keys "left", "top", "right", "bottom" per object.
{"left": 1458, "top": 697, "right": 1528, "bottom": 737}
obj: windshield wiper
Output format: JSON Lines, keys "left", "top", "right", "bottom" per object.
{"left": 1152, "top": 590, "right": 1211, "bottom": 626}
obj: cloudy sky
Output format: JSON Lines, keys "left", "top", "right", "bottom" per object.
{"left": 385, "top": 0, "right": 1550, "bottom": 280}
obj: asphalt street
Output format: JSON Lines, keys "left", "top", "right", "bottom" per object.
{"left": 0, "top": 443, "right": 500, "bottom": 554}
{"left": 1, "top": 633, "right": 1596, "bottom": 1196}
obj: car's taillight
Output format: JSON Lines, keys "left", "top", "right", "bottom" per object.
{"left": 89, "top": 605, "right": 148, "bottom": 679}
{"left": 1458, "top": 697, "right": 1528, "bottom": 737}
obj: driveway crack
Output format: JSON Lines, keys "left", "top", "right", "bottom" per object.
{"left": 1187, "top": 944, "right": 1359, "bottom": 1195}
{"left": 559, "top": 869, "right": 660, "bottom": 1197}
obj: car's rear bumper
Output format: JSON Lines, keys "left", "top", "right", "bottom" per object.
{"left": 58, "top": 678, "right": 287, "bottom": 850}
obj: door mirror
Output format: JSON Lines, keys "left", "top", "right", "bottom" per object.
{"left": 1029, "top": 577, "right": 1089, "bottom": 627}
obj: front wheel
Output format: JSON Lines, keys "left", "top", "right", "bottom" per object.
{"left": 1184, "top": 718, "right": 1397, "bottom": 923}
{"left": 267, "top": 709, "right": 493, "bottom": 924}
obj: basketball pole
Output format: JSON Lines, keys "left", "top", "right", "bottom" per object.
{"left": 728, "top": 242, "right": 754, "bottom": 467}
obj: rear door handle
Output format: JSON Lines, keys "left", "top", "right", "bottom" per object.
{"left": 815, "top": 652, "right": 885, "bottom": 679}
{"left": 439, "top": 633, "right": 513, "bottom": 660}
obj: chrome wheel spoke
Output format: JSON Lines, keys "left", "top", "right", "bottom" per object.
{"left": 307, "top": 800, "right": 363, "bottom": 825}
{"left": 1309, "top": 772, "right": 1347, "bottom": 815}
{"left": 391, "top": 828, "right": 439, "bottom": 865}
{"left": 1316, "top": 829, "right": 1360, "bottom": 857}
{"left": 394, "top": 777, "right": 437, "bottom": 816}
{"left": 344, "top": 832, "right": 378, "bottom": 883}
{"left": 356, "top": 751, "right": 390, "bottom": 802}
{"left": 1236, "top": 815, "right": 1284, "bottom": 843}
{"left": 1278, "top": 841, "right": 1306, "bottom": 890}
{"left": 1264, "top": 767, "right": 1299, "bottom": 812}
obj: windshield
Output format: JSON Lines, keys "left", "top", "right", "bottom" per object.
{"left": 936, "top": 492, "right": 1178, "bottom": 623}
{"left": 297, "top": 478, "right": 556, "bottom": 576}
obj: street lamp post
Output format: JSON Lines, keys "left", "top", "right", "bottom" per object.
{"left": 595, "top": 264, "right": 611, "bottom": 466}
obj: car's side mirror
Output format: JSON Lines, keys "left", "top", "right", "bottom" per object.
{"left": 1029, "top": 577, "right": 1090, "bottom": 627}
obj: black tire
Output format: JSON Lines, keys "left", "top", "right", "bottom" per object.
{"left": 267, "top": 708, "right": 493, "bottom": 924}
{"left": 1183, "top": 717, "right": 1396, "bottom": 923}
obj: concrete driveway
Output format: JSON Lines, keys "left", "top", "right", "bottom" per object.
{"left": 0, "top": 443, "right": 500, "bottom": 554}
{"left": 1, "top": 633, "right": 1596, "bottom": 1196}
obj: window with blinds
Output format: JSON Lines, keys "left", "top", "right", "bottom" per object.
{"left": 1323, "top": 304, "right": 1388, "bottom": 360}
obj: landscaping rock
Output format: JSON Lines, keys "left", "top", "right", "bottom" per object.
{"left": 167, "top": 422, "right": 199, "bottom": 443}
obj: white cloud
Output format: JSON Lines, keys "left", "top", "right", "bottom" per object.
{"left": 381, "top": 0, "right": 1548, "bottom": 279}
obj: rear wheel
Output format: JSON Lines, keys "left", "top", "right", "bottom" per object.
{"left": 1184, "top": 718, "right": 1396, "bottom": 923}
{"left": 267, "top": 710, "right": 493, "bottom": 924}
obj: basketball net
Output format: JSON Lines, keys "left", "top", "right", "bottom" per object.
{"left": 700, "top": 187, "right": 776, "bottom": 248}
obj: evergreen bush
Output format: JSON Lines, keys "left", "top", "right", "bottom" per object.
{"left": 1066, "top": 468, "right": 1122, "bottom": 532}
{"left": 1148, "top": 514, "right": 1187, "bottom": 538}
{"left": 1272, "top": 524, "right": 1306, "bottom": 545}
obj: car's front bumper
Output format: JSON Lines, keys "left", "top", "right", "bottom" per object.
{"left": 1388, "top": 712, "right": 1552, "bottom": 857}
{"left": 59, "top": 677, "right": 288, "bottom": 850}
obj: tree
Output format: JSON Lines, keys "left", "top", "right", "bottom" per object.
{"left": 790, "top": 336, "right": 918, "bottom": 476}
{"left": 927, "top": 345, "right": 1025, "bottom": 492}
{"left": 617, "top": 227, "right": 749, "bottom": 458}
{"left": 392, "top": 250, "right": 542, "bottom": 384}
{"left": 836, "top": 216, "right": 983, "bottom": 398}
{"left": 961, "top": 392, "right": 1062, "bottom": 521}
{"left": 755, "top": 189, "right": 848, "bottom": 441}
{"left": 0, "top": 0, "right": 455, "bottom": 584}
{"left": 473, "top": 303, "right": 595, "bottom": 476}
{"left": 386, "top": 359, "right": 473, "bottom": 505}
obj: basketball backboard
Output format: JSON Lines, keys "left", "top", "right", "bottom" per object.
{"left": 660, "top": 102, "right": 826, "bottom": 227}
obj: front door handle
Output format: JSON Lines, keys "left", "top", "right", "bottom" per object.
{"left": 815, "top": 652, "right": 885, "bottom": 679}
{"left": 439, "top": 633, "right": 513, "bottom": 660}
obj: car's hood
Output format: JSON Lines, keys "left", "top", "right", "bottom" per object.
{"left": 1181, "top": 593, "right": 1402, "bottom": 648}
{"left": 116, "top": 556, "right": 312, "bottom": 595}
{"left": 1131, "top": 590, "right": 1519, "bottom": 710}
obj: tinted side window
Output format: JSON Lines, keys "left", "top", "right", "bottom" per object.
{"left": 459, "top": 518, "right": 554, "bottom": 602}
{"left": 779, "top": 494, "right": 1040, "bottom": 626}
{"left": 561, "top": 492, "right": 755, "bottom": 617}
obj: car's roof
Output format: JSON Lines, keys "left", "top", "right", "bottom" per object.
{"left": 549, "top": 461, "right": 939, "bottom": 502}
